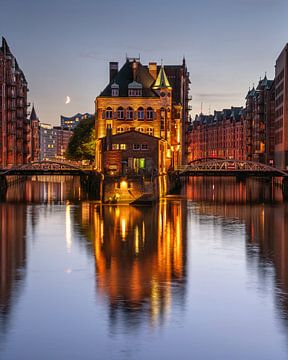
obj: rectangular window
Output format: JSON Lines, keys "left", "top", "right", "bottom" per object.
{"left": 133, "top": 144, "right": 141, "bottom": 150}
{"left": 141, "top": 144, "right": 148, "bottom": 150}
{"left": 112, "top": 144, "right": 119, "bottom": 150}
{"left": 120, "top": 144, "right": 126, "bottom": 150}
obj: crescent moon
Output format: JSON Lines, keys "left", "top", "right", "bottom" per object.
{"left": 65, "top": 96, "right": 71, "bottom": 104}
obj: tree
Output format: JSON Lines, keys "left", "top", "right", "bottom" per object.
{"left": 66, "top": 117, "right": 95, "bottom": 162}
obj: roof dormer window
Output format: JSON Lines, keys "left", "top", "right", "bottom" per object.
{"left": 111, "top": 82, "right": 119, "bottom": 97}
{"left": 128, "top": 81, "right": 142, "bottom": 97}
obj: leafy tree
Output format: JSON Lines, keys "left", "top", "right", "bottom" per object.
{"left": 66, "top": 117, "right": 95, "bottom": 162}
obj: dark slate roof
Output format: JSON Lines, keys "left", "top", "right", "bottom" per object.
{"left": 100, "top": 60, "right": 158, "bottom": 98}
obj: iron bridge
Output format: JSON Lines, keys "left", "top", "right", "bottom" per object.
{"left": 175, "top": 159, "right": 288, "bottom": 178}
{"left": 0, "top": 161, "right": 94, "bottom": 176}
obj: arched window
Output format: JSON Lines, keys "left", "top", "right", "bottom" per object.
{"left": 117, "top": 107, "right": 124, "bottom": 120}
{"left": 137, "top": 107, "right": 144, "bottom": 120}
{"left": 117, "top": 126, "right": 124, "bottom": 133}
{"left": 126, "top": 107, "right": 134, "bottom": 120}
{"left": 106, "top": 107, "right": 113, "bottom": 119}
{"left": 136, "top": 127, "right": 145, "bottom": 133}
{"left": 146, "top": 127, "right": 154, "bottom": 136}
{"left": 147, "top": 107, "right": 154, "bottom": 120}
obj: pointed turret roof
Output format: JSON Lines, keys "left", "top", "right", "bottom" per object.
{"left": 153, "top": 65, "right": 171, "bottom": 89}
{"left": 1, "top": 37, "right": 12, "bottom": 56}
{"left": 30, "top": 105, "right": 39, "bottom": 121}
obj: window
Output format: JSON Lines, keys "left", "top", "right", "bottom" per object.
{"left": 147, "top": 107, "right": 154, "bottom": 120}
{"left": 106, "top": 107, "right": 113, "bottom": 119}
{"left": 146, "top": 127, "right": 154, "bottom": 136}
{"left": 126, "top": 107, "right": 134, "bottom": 120}
{"left": 117, "top": 107, "right": 124, "bottom": 120}
{"left": 138, "top": 107, "right": 144, "bottom": 120}
{"left": 120, "top": 144, "right": 126, "bottom": 150}
{"left": 133, "top": 144, "right": 141, "bottom": 150}
{"left": 141, "top": 144, "right": 148, "bottom": 150}
{"left": 128, "top": 89, "right": 142, "bottom": 96}
{"left": 112, "top": 144, "right": 119, "bottom": 150}
{"left": 112, "top": 88, "right": 119, "bottom": 96}
{"left": 136, "top": 127, "right": 145, "bottom": 133}
{"left": 117, "top": 127, "right": 124, "bottom": 133}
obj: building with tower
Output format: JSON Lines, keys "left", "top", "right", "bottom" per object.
{"left": 95, "top": 57, "right": 190, "bottom": 177}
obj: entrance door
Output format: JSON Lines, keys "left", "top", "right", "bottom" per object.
{"left": 133, "top": 158, "right": 145, "bottom": 173}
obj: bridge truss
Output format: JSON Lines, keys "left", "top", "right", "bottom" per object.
{"left": 175, "top": 159, "right": 288, "bottom": 177}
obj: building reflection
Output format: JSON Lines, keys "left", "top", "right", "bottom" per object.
{"left": 186, "top": 177, "right": 288, "bottom": 330}
{"left": 185, "top": 176, "right": 283, "bottom": 204}
{"left": 75, "top": 201, "right": 187, "bottom": 329}
{"left": 0, "top": 204, "right": 27, "bottom": 341}
{"left": 4, "top": 176, "right": 82, "bottom": 203}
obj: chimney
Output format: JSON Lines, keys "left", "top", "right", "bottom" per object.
{"left": 149, "top": 62, "right": 157, "bottom": 80}
{"left": 109, "top": 62, "right": 118, "bottom": 83}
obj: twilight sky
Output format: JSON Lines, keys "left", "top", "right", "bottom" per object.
{"left": 1, "top": 0, "right": 287, "bottom": 125}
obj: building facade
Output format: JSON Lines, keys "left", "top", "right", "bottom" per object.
{"left": 189, "top": 75, "right": 275, "bottom": 165}
{"left": 245, "top": 76, "right": 275, "bottom": 164}
{"left": 95, "top": 58, "right": 190, "bottom": 175}
{"left": 53, "top": 126, "right": 73, "bottom": 159}
{"left": 39, "top": 123, "right": 57, "bottom": 161}
{"left": 61, "top": 112, "right": 93, "bottom": 130}
{"left": 275, "top": 44, "right": 288, "bottom": 169}
{"left": 0, "top": 37, "right": 30, "bottom": 168}
{"left": 30, "top": 105, "right": 40, "bottom": 162}
{"left": 190, "top": 107, "right": 246, "bottom": 161}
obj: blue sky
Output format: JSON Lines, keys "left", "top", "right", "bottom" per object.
{"left": 1, "top": 0, "right": 287, "bottom": 124}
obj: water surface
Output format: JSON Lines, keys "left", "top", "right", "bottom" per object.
{"left": 0, "top": 176, "right": 288, "bottom": 359}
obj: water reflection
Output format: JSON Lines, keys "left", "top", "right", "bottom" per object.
{"left": 74, "top": 201, "right": 187, "bottom": 329}
{"left": 186, "top": 176, "right": 288, "bottom": 331}
{"left": 186, "top": 176, "right": 283, "bottom": 204}
{"left": 0, "top": 204, "right": 27, "bottom": 345}
{"left": 4, "top": 176, "right": 82, "bottom": 203}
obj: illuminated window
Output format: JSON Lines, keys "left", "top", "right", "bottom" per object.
{"left": 106, "top": 107, "right": 113, "bottom": 119}
{"left": 137, "top": 107, "right": 144, "bottom": 120}
{"left": 120, "top": 144, "right": 126, "bottom": 150}
{"left": 126, "top": 107, "right": 134, "bottom": 120}
{"left": 117, "top": 107, "right": 124, "bottom": 120}
{"left": 146, "top": 127, "right": 154, "bottom": 136}
{"left": 147, "top": 107, "right": 154, "bottom": 120}
{"left": 117, "top": 127, "right": 124, "bottom": 133}
{"left": 112, "top": 144, "right": 119, "bottom": 150}
{"left": 133, "top": 144, "right": 141, "bottom": 150}
{"left": 136, "top": 127, "right": 145, "bottom": 133}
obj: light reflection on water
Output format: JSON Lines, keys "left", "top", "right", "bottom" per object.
{"left": 0, "top": 176, "right": 288, "bottom": 359}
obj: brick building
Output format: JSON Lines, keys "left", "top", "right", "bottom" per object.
{"left": 190, "top": 107, "right": 246, "bottom": 161}
{"left": 189, "top": 75, "right": 275, "bottom": 165}
{"left": 95, "top": 57, "right": 190, "bottom": 174}
{"left": 0, "top": 37, "right": 30, "bottom": 168}
{"left": 275, "top": 44, "right": 288, "bottom": 169}
{"left": 245, "top": 76, "right": 275, "bottom": 164}
{"left": 53, "top": 126, "right": 73, "bottom": 159}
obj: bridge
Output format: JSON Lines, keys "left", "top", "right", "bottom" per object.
{"left": 0, "top": 161, "right": 94, "bottom": 176}
{"left": 175, "top": 158, "right": 288, "bottom": 178}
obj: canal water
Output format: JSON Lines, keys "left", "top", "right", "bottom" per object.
{"left": 0, "top": 176, "right": 288, "bottom": 359}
